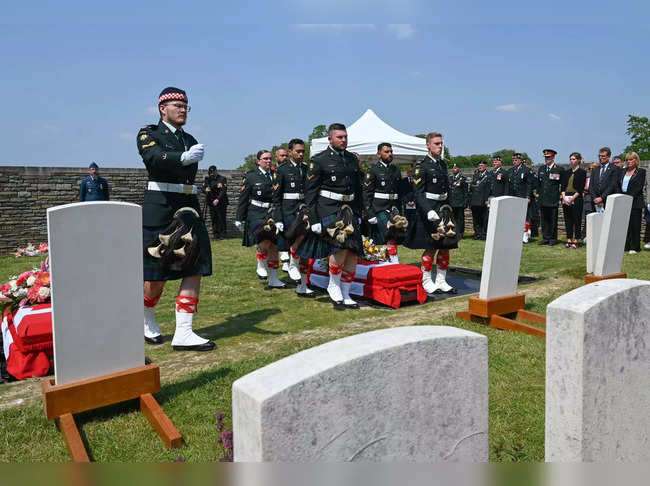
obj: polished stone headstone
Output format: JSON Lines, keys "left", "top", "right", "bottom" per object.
{"left": 593, "top": 194, "right": 632, "bottom": 276}
{"left": 546, "top": 279, "right": 650, "bottom": 461}
{"left": 233, "top": 326, "right": 488, "bottom": 462}
{"left": 479, "top": 196, "right": 528, "bottom": 300}
{"left": 585, "top": 213, "right": 603, "bottom": 274}
{"left": 47, "top": 202, "right": 144, "bottom": 385}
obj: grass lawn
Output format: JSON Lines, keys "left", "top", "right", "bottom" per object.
{"left": 1, "top": 235, "right": 649, "bottom": 462}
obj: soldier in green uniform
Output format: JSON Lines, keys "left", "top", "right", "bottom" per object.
{"left": 448, "top": 163, "right": 469, "bottom": 238}
{"left": 490, "top": 155, "right": 508, "bottom": 198}
{"left": 469, "top": 160, "right": 491, "bottom": 240}
{"left": 537, "top": 148, "right": 564, "bottom": 245}
{"left": 274, "top": 147, "right": 291, "bottom": 271}
{"left": 508, "top": 153, "right": 534, "bottom": 242}
{"left": 203, "top": 165, "right": 228, "bottom": 239}
{"left": 362, "top": 142, "right": 403, "bottom": 262}
{"left": 272, "top": 138, "right": 314, "bottom": 296}
{"left": 527, "top": 158, "right": 541, "bottom": 238}
{"left": 138, "top": 87, "right": 215, "bottom": 352}
{"left": 298, "top": 123, "right": 364, "bottom": 309}
{"left": 405, "top": 132, "right": 457, "bottom": 294}
{"left": 236, "top": 150, "right": 286, "bottom": 288}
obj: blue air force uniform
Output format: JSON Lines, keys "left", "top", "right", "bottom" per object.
{"left": 79, "top": 175, "right": 109, "bottom": 201}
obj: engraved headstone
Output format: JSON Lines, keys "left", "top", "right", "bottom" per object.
{"left": 479, "top": 196, "right": 528, "bottom": 300}
{"left": 593, "top": 194, "right": 633, "bottom": 276}
{"left": 233, "top": 326, "right": 488, "bottom": 462}
{"left": 546, "top": 279, "right": 650, "bottom": 461}
{"left": 47, "top": 202, "right": 144, "bottom": 385}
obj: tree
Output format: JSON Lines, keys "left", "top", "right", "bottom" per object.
{"left": 238, "top": 153, "right": 258, "bottom": 171}
{"left": 624, "top": 114, "right": 650, "bottom": 160}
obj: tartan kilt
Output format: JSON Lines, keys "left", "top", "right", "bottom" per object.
{"left": 404, "top": 201, "right": 459, "bottom": 250}
{"left": 369, "top": 210, "right": 391, "bottom": 245}
{"left": 297, "top": 212, "right": 363, "bottom": 259}
{"left": 277, "top": 213, "right": 297, "bottom": 252}
{"left": 143, "top": 223, "right": 212, "bottom": 281}
{"left": 242, "top": 217, "right": 270, "bottom": 247}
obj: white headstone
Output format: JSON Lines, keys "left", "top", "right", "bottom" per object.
{"left": 233, "top": 326, "right": 488, "bottom": 462}
{"left": 47, "top": 202, "right": 144, "bottom": 385}
{"left": 479, "top": 196, "right": 527, "bottom": 300}
{"left": 585, "top": 212, "right": 603, "bottom": 274}
{"left": 546, "top": 279, "right": 650, "bottom": 461}
{"left": 593, "top": 194, "right": 633, "bottom": 276}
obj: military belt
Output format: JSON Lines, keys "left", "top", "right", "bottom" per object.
{"left": 374, "top": 192, "right": 399, "bottom": 200}
{"left": 319, "top": 190, "right": 355, "bottom": 202}
{"left": 251, "top": 199, "right": 271, "bottom": 208}
{"left": 147, "top": 181, "right": 197, "bottom": 195}
{"left": 425, "top": 192, "right": 447, "bottom": 201}
{"left": 283, "top": 193, "right": 304, "bottom": 200}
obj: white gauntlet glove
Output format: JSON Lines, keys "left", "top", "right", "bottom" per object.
{"left": 368, "top": 217, "right": 378, "bottom": 224}
{"left": 180, "top": 144, "right": 204, "bottom": 166}
{"left": 311, "top": 223, "right": 322, "bottom": 234}
{"left": 427, "top": 210, "right": 440, "bottom": 221}
{"left": 235, "top": 221, "right": 243, "bottom": 230}
{"left": 276, "top": 222, "right": 284, "bottom": 232}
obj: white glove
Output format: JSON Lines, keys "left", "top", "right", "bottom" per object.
{"left": 427, "top": 210, "right": 440, "bottom": 221}
{"left": 311, "top": 223, "right": 322, "bottom": 234}
{"left": 276, "top": 222, "right": 284, "bottom": 232}
{"left": 180, "top": 144, "right": 204, "bottom": 166}
{"left": 368, "top": 217, "right": 378, "bottom": 224}
{"left": 235, "top": 221, "right": 243, "bottom": 230}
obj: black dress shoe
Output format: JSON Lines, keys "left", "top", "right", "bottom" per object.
{"left": 434, "top": 287, "right": 458, "bottom": 295}
{"left": 332, "top": 300, "right": 346, "bottom": 310}
{"left": 472, "top": 235, "right": 480, "bottom": 240}
{"left": 172, "top": 340, "right": 216, "bottom": 352}
{"left": 548, "top": 240, "right": 557, "bottom": 246}
{"left": 296, "top": 291, "right": 316, "bottom": 298}
{"left": 344, "top": 302, "right": 360, "bottom": 309}
{"left": 145, "top": 335, "right": 163, "bottom": 345}
{"left": 538, "top": 240, "right": 549, "bottom": 245}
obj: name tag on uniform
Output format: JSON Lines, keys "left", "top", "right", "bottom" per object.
{"left": 550, "top": 173, "right": 560, "bottom": 181}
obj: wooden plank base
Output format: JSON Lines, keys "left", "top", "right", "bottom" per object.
{"left": 489, "top": 315, "right": 546, "bottom": 338}
{"left": 468, "top": 294, "right": 526, "bottom": 318}
{"left": 457, "top": 294, "right": 545, "bottom": 338}
{"left": 584, "top": 272, "right": 627, "bottom": 284}
{"left": 516, "top": 309, "right": 546, "bottom": 325}
{"left": 58, "top": 413, "right": 90, "bottom": 462}
{"left": 141, "top": 393, "right": 182, "bottom": 448}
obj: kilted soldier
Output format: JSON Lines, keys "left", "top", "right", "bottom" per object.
{"left": 272, "top": 138, "right": 315, "bottom": 297}
{"left": 508, "top": 153, "right": 534, "bottom": 242}
{"left": 490, "top": 155, "right": 508, "bottom": 198}
{"left": 235, "top": 150, "right": 286, "bottom": 288}
{"left": 469, "top": 160, "right": 491, "bottom": 240}
{"left": 298, "top": 123, "right": 364, "bottom": 309}
{"left": 138, "top": 87, "right": 215, "bottom": 352}
{"left": 448, "top": 163, "right": 469, "bottom": 238}
{"left": 405, "top": 132, "right": 458, "bottom": 294}
{"left": 537, "top": 148, "right": 563, "bottom": 245}
{"left": 362, "top": 143, "right": 404, "bottom": 263}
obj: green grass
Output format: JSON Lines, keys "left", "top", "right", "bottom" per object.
{"left": 1, "top": 236, "right": 649, "bottom": 462}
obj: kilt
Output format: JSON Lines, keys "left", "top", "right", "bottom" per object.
{"left": 277, "top": 213, "right": 297, "bottom": 252}
{"left": 297, "top": 212, "right": 363, "bottom": 259}
{"left": 369, "top": 210, "right": 391, "bottom": 245}
{"left": 143, "top": 223, "right": 212, "bottom": 281}
{"left": 242, "top": 217, "right": 269, "bottom": 247}
{"left": 404, "top": 201, "right": 458, "bottom": 250}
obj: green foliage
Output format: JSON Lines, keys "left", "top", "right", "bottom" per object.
{"left": 238, "top": 153, "right": 258, "bottom": 171}
{"left": 624, "top": 114, "right": 650, "bottom": 160}
{"left": 452, "top": 149, "right": 532, "bottom": 168}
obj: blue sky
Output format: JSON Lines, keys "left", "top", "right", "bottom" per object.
{"left": 2, "top": 2, "right": 649, "bottom": 169}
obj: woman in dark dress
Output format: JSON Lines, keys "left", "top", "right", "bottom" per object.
{"left": 620, "top": 152, "right": 647, "bottom": 254}
{"left": 560, "top": 152, "right": 587, "bottom": 249}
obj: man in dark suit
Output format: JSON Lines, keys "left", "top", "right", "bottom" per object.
{"left": 203, "top": 165, "right": 228, "bottom": 239}
{"left": 590, "top": 146, "right": 621, "bottom": 212}
{"left": 537, "top": 148, "right": 563, "bottom": 245}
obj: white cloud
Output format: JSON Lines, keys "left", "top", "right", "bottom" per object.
{"left": 295, "top": 24, "right": 376, "bottom": 32}
{"left": 387, "top": 24, "right": 414, "bottom": 39}
{"left": 548, "top": 113, "right": 561, "bottom": 120}
{"left": 119, "top": 132, "right": 132, "bottom": 140}
{"left": 496, "top": 104, "right": 521, "bottom": 112}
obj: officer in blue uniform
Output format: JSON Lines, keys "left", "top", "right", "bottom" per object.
{"left": 79, "top": 162, "right": 110, "bottom": 201}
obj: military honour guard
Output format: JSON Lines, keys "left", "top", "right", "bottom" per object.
{"left": 138, "top": 87, "right": 215, "bottom": 352}
{"left": 405, "top": 132, "right": 458, "bottom": 294}
{"left": 203, "top": 165, "right": 229, "bottom": 239}
{"left": 272, "top": 139, "right": 315, "bottom": 297}
{"left": 469, "top": 160, "right": 491, "bottom": 240}
{"left": 537, "top": 148, "right": 563, "bottom": 245}
{"left": 362, "top": 143, "right": 405, "bottom": 263}
{"left": 298, "top": 123, "right": 364, "bottom": 309}
{"left": 236, "top": 150, "right": 286, "bottom": 288}
{"left": 507, "top": 153, "right": 534, "bottom": 242}
{"left": 448, "top": 163, "right": 469, "bottom": 238}
{"left": 489, "top": 155, "right": 508, "bottom": 198}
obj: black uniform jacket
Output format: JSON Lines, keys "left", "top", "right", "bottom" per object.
{"left": 469, "top": 170, "right": 491, "bottom": 206}
{"left": 204, "top": 174, "right": 228, "bottom": 206}
{"left": 537, "top": 163, "right": 564, "bottom": 207}
{"left": 412, "top": 155, "right": 449, "bottom": 219}
{"left": 448, "top": 172, "right": 469, "bottom": 208}
{"left": 137, "top": 120, "right": 199, "bottom": 227}
{"left": 508, "top": 164, "right": 533, "bottom": 199}
{"left": 304, "top": 147, "right": 363, "bottom": 221}
{"left": 272, "top": 160, "right": 308, "bottom": 222}
{"left": 237, "top": 167, "right": 276, "bottom": 222}
{"left": 490, "top": 167, "right": 509, "bottom": 197}
{"left": 619, "top": 167, "right": 647, "bottom": 209}
{"left": 362, "top": 161, "right": 403, "bottom": 219}
{"left": 589, "top": 163, "right": 621, "bottom": 204}
{"left": 400, "top": 176, "right": 415, "bottom": 210}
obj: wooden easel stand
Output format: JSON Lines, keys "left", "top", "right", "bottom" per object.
{"left": 42, "top": 363, "right": 181, "bottom": 462}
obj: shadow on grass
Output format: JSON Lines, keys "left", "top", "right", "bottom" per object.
{"left": 155, "top": 365, "right": 232, "bottom": 406}
{"left": 201, "top": 308, "right": 285, "bottom": 340}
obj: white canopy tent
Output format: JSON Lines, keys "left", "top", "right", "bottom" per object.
{"left": 310, "top": 109, "right": 429, "bottom": 156}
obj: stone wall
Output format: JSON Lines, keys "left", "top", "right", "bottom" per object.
{"left": 0, "top": 163, "right": 648, "bottom": 255}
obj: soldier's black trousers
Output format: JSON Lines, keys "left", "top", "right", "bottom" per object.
{"left": 209, "top": 204, "right": 227, "bottom": 238}
{"left": 452, "top": 206, "right": 466, "bottom": 237}
{"left": 540, "top": 206, "right": 558, "bottom": 242}
{"left": 471, "top": 205, "right": 488, "bottom": 238}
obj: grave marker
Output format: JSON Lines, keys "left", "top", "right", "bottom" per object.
{"left": 592, "top": 194, "right": 632, "bottom": 278}
{"left": 585, "top": 212, "right": 603, "bottom": 274}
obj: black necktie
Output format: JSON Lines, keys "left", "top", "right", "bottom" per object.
{"left": 175, "top": 129, "right": 185, "bottom": 149}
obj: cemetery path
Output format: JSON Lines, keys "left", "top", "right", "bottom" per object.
{"left": 0, "top": 275, "right": 571, "bottom": 410}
